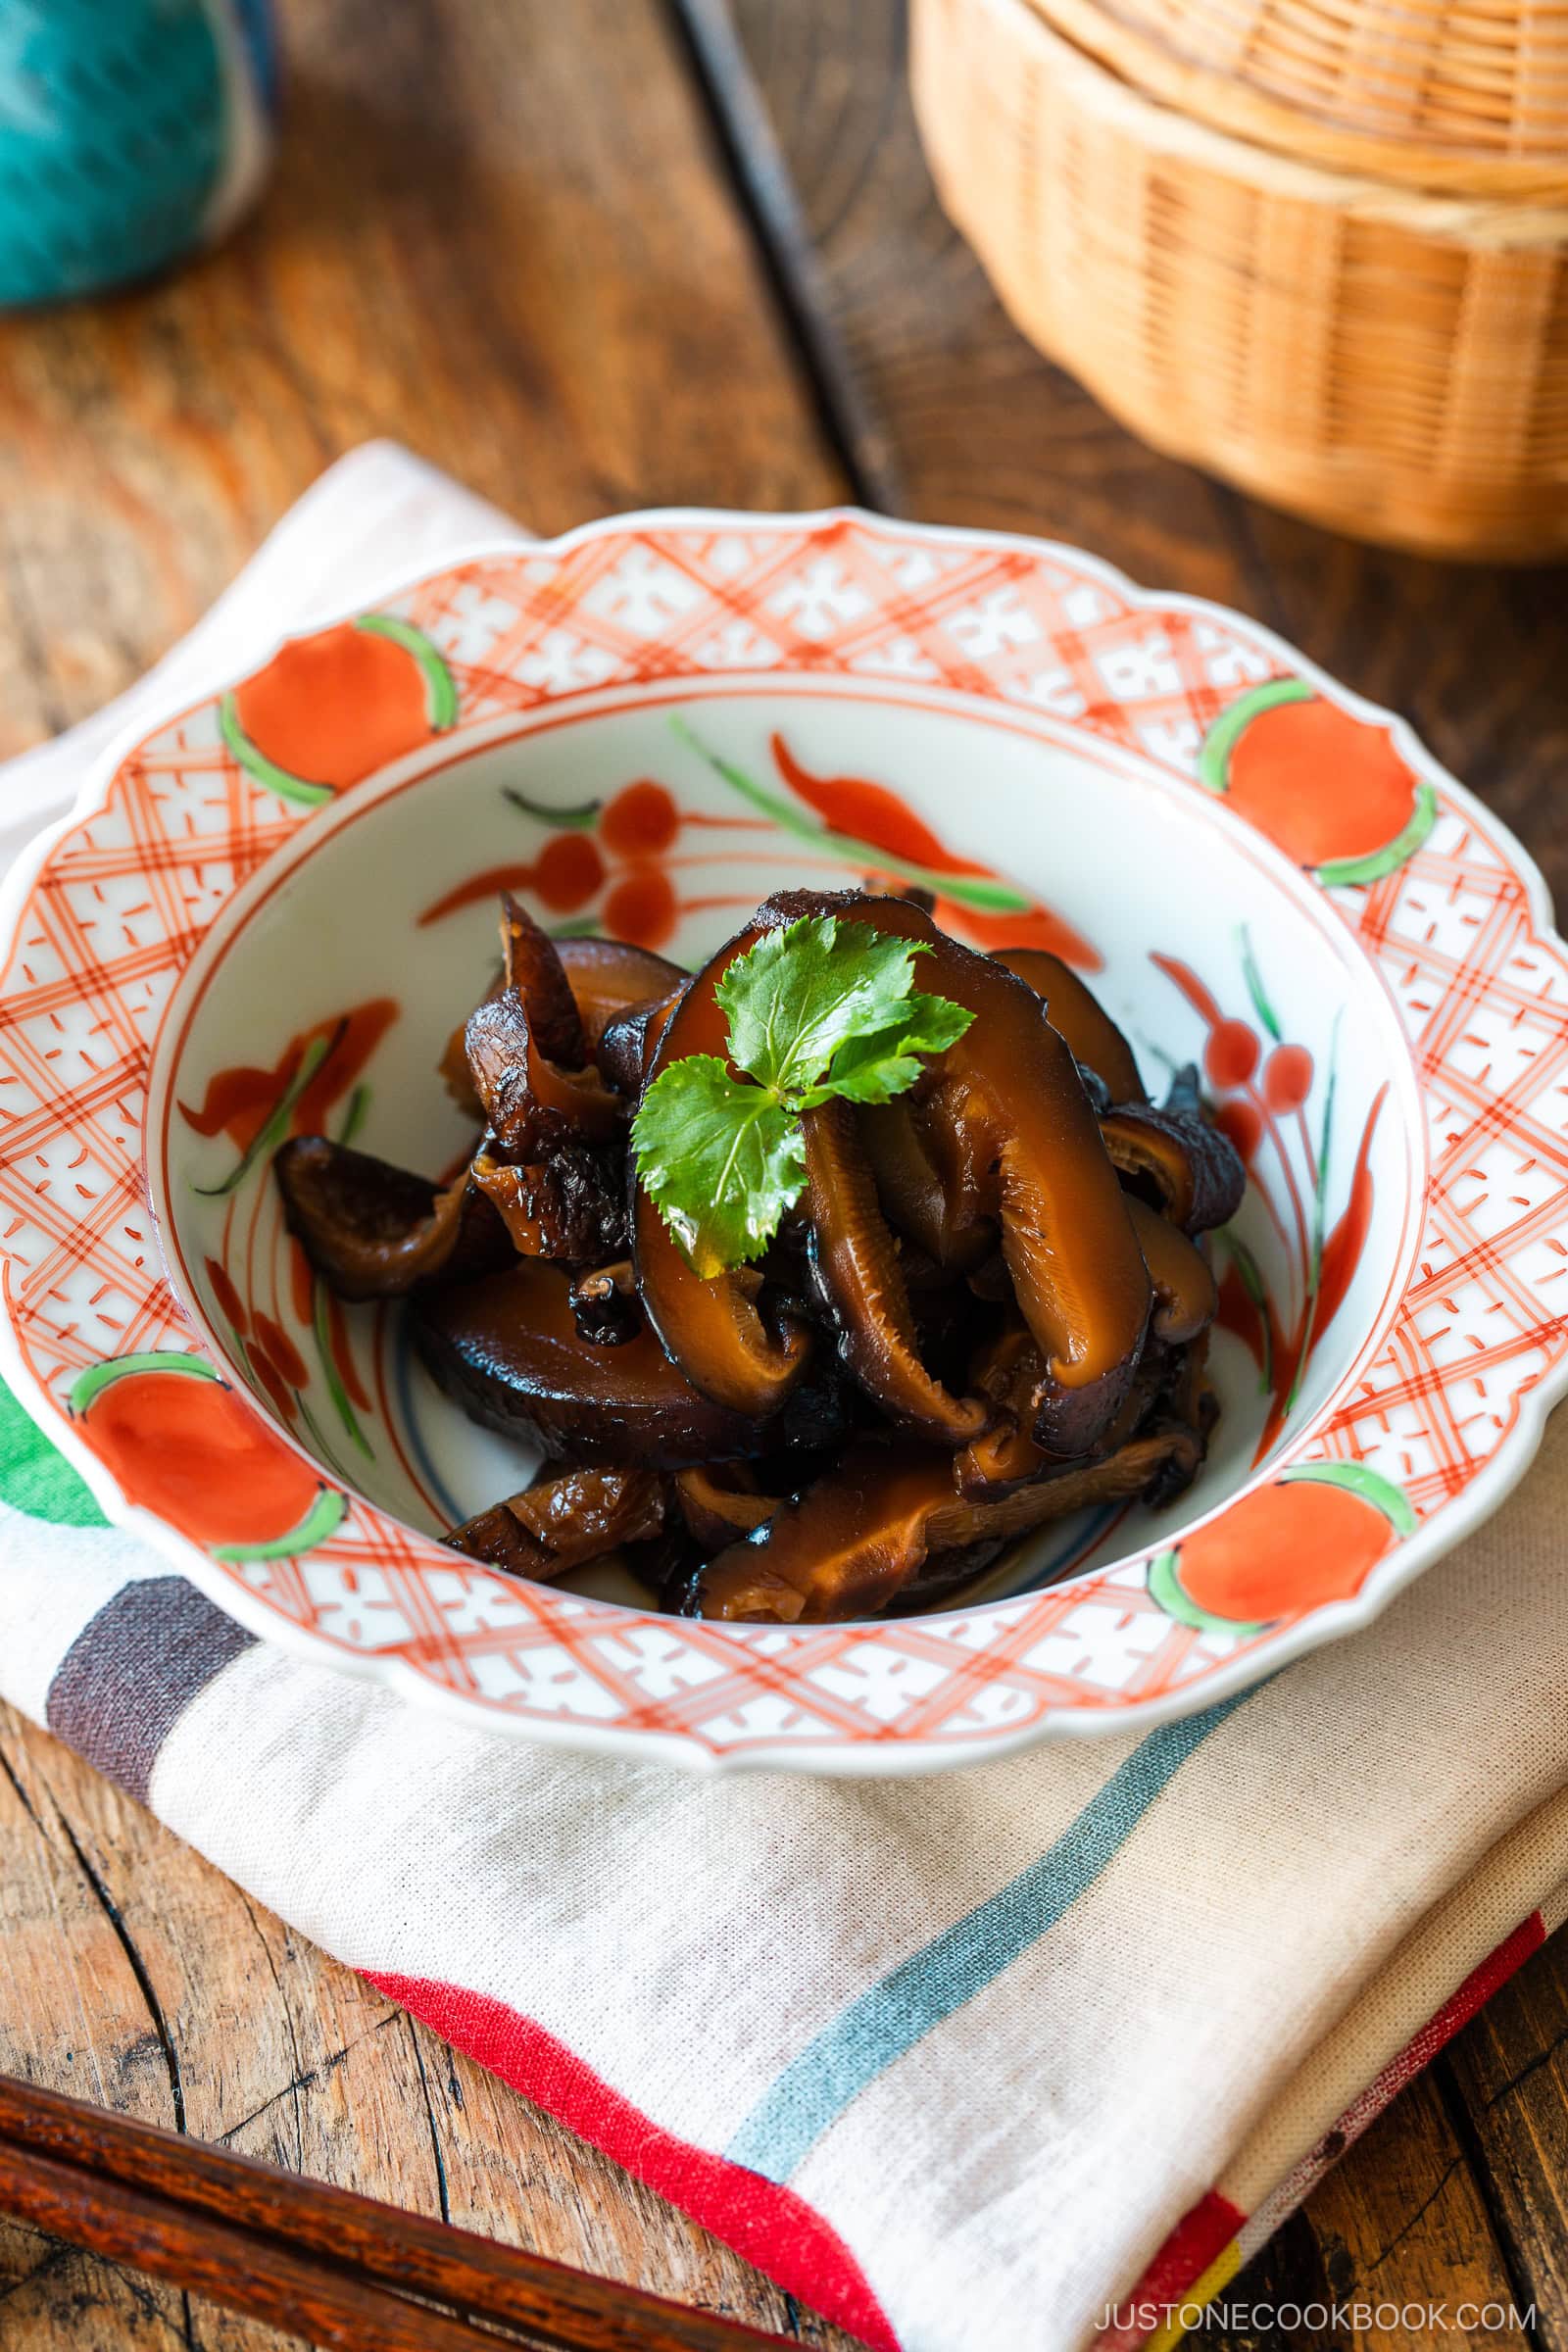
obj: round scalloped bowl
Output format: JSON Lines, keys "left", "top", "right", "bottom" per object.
{"left": 0, "top": 510, "right": 1562, "bottom": 1774}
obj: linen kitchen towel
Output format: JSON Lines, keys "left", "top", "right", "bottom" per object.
{"left": 2, "top": 445, "right": 1565, "bottom": 2352}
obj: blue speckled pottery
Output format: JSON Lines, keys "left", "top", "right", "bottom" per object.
{"left": 0, "top": 0, "right": 275, "bottom": 307}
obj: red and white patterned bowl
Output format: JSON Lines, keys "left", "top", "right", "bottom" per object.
{"left": 1, "top": 509, "right": 1563, "bottom": 1775}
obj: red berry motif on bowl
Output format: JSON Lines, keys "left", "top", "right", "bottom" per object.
{"left": 1156, "top": 934, "right": 1385, "bottom": 1461}
{"left": 418, "top": 779, "right": 680, "bottom": 945}
{"left": 220, "top": 614, "right": 458, "bottom": 808}
{"left": 70, "top": 1352, "right": 344, "bottom": 1562}
{"left": 1203, "top": 1018, "right": 1258, "bottom": 1090}
{"left": 1149, "top": 1460, "right": 1414, "bottom": 1633}
{"left": 1200, "top": 679, "right": 1436, "bottom": 887}
{"left": 418, "top": 720, "right": 1102, "bottom": 964}
{"left": 1262, "top": 1043, "right": 1313, "bottom": 1113}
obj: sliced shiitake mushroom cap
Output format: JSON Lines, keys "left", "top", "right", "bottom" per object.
{"left": 458, "top": 897, "right": 626, "bottom": 1155}
{"left": 555, "top": 938, "right": 687, "bottom": 1054}
{"left": 275, "top": 1136, "right": 505, "bottom": 1300}
{"left": 954, "top": 1320, "right": 1046, "bottom": 1493}
{"left": 673, "top": 1463, "right": 778, "bottom": 1550}
{"left": 567, "top": 1258, "right": 641, "bottom": 1346}
{"left": 803, "top": 1096, "right": 990, "bottom": 1444}
{"left": 989, "top": 947, "right": 1148, "bottom": 1104}
{"left": 500, "top": 893, "right": 588, "bottom": 1067}
{"left": 438, "top": 926, "right": 682, "bottom": 1115}
{"left": 692, "top": 1441, "right": 949, "bottom": 1623}
{"left": 469, "top": 1145, "right": 627, "bottom": 1262}
{"left": 446, "top": 1464, "right": 666, "bottom": 1579}
{"left": 691, "top": 1420, "right": 1206, "bottom": 1623}
{"left": 413, "top": 1257, "right": 772, "bottom": 1466}
{"left": 596, "top": 986, "right": 685, "bottom": 1096}
{"left": 1124, "top": 1195, "right": 1217, "bottom": 1343}
{"left": 858, "top": 1093, "right": 996, "bottom": 1271}
{"left": 465, "top": 988, "right": 622, "bottom": 1156}
{"left": 1100, "top": 1101, "right": 1245, "bottom": 1235}
{"left": 758, "top": 889, "right": 1152, "bottom": 1456}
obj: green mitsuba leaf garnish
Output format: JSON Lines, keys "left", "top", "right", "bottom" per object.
{"left": 631, "top": 914, "right": 973, "bottom": 1276}
{"left": 631, "top": 1055, "right": 807, "bottom": 1280}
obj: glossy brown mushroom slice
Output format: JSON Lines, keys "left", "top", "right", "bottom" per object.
{"left": 458, "top": 895, "right": 624, "bottom": 1154}
{"left": 954, "top": 1321, "right": 1048, "bottom": 1493}
{"left": 413, "top": 1257, "right": 766, "bottom": 1466}
{"left": 673, "top": 1464, "right": 779, "bottom": 1549}
{"left": 275, "top": 1137, "right": 476, "bottom": 1301}
{"left": 555, "top": 937, "right": 686, "bottom": 1057}
{"left": 692, "top": 1442, "right": 949, "bottom": 1622}
{"left": 567, "top": 1257, "right": 641, "bottom": 1345}
{"left": 693, "top": 1425, "right": 1205, "bottom": 1623}
{"left": 441, "top": 933, "right": 685, "bottom": 1117}
{"left": 989, "top": 948, "right": 1148, "bottom": 1103}
{"left": 468, "top": 1144, "right": 627, "bottom": 1262}
{"left": 596, "top": 985, "right": 685, "bottom": 1096}
{"left": 802, "top": 1096, "right": 989, "bottom": 1444}
{"left": 760, "top": 890, "right": 1152, "bottom": 1456}
{"left": 956, "top": 1308, "right": 1193, "bottom": 1494}
{"left": 1100, "top": 1102, "right": 1246, "bottom": 1235}
{"left": 858, "top": 1092, "right": 996, "bottom": 1270}
{"left": 500, "top": 892, "right": 588, "bottom": 1065}
{"left": 465, "top": 988, "right": 622, "bottom": 1156}
{"left": 447, "top": 1464, "right": 666, "bottom": 1579}
{"left": 631, "top": 916, "right": 811, "bottom": 1419}
{"left": 1125, "top": 1195, "right": 1216, "bottom": 1343}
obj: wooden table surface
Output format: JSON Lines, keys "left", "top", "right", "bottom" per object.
{"left": 1, "top": 3, "right": 1566, "bottom": 2346}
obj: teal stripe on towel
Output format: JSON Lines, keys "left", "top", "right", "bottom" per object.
{"left": 726, "top": 1691, "right": 1250, "bottom": 2182}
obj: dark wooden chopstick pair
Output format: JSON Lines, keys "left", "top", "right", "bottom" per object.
{"left": 0, "top": 2072, "right": 797, "bottom": 2352}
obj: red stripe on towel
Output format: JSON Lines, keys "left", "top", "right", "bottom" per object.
{"left": 367, "top": 1972, "right": 901, "bottom": 2352}
{"left": 1119, "top": 2187, "right": 1246, "bottom": 2318}
{"left": 1370, "top": 1909, "right": 1545, "bottom": 2094}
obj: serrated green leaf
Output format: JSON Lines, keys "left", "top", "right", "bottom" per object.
{"left": 633, "top": 917, "right": 973, "bottom": 1274}
{"left": 798, "top": 991, "right": 974, "bottom": 1106}
{"left": 716, "top": 914, "right": 930, "bottom": 1098}
{"left": 632, "top": 1055, "right": 807, "bottom": 1276}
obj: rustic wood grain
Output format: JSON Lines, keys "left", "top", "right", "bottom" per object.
{"left": 1444, "top": 1932, "right": 1568, "bottom": 2346}
{"left": 2, "top": 0, "right": 1567, "bottom": 2343}
{"left": 0, "top": 0, "right": 844, "bottom": 762}
{"left": 0, "top": 1701, "right": 858, "bottom": 2352}
{"left": 0, "top": 2076, "right": 808, "bottom": 2352}
{"left": 0, "top": 1711, "right": 195, "bottom": 2348}
{"left": 680, "top": 0, "right": 1262, "bottom": 605}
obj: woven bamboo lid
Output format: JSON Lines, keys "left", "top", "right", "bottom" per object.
{"left": 1027, "top": 0, "right": 1568, "bottom": 195}
{"left": 911, "top": 0, "right": 1568, "bottom": 559}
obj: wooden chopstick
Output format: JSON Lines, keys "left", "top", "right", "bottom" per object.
{"left": 0, "top": 2073, "right": 800, "bottom": 2352}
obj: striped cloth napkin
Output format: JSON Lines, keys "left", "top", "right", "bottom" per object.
{"left": 4, "top": 445, "right": 1566, "bottom": 2352}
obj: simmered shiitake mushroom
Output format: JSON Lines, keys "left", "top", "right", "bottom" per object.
{"left": 281, "top": 878, "right": 1243, "bottom": 1625}
{"left": 447, "top": 1464, "right": 667, "bottom": 1579}
{"left": 754, "top": 889, "right": 1154, "bottom": 1458}
{"left": 275, "top": 1137, "right": 509, "bottom": 1300}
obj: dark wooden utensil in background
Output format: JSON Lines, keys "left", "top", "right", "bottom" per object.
{"left": 0, "top": 2074, "right": 794, "bottom": 2352}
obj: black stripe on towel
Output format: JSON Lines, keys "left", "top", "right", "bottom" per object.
{"left": 46, "top": 1578, "right": 255, "bottom": 1802}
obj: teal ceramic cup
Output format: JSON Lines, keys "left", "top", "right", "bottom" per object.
{"left": 0, "top": 0, "right": 276, "bottom": 307}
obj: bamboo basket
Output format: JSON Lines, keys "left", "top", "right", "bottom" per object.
{"left": 1030, "top": 0, "right": 1568, "bottom": 196}
{"left": 910, "top": 0, "right": 1568, "bottom": 559}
